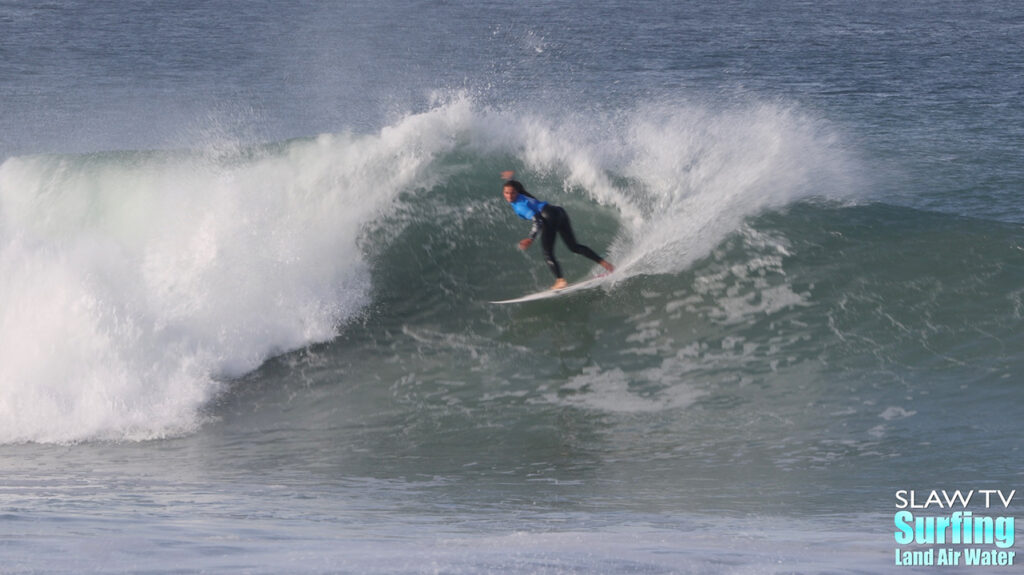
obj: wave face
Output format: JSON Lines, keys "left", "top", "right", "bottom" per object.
{"left": 3, "top": 95, "right": 1021, "bottom": 447}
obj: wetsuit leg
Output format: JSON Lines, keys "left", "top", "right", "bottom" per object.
{"left": 539, "top": 209, "right": 562, "bottom": 278}
{"left": 550, "top": 206, "right": 604, "bottom": 264}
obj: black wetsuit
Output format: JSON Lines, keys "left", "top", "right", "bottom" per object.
{"left": 534, "top": 205, "right": 605, "bottom": 279}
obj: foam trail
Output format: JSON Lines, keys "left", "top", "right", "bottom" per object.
{"left": 0, "top": 101, "right": 472, "bottom": 443}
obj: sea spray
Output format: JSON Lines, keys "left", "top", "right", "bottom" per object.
{"left": 476, "top": 98, "right": 860, "bottom": 277}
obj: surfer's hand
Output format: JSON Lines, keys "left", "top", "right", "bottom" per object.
{"left": 518, "top": 238, "right": 533, "bottom": 250}
{"left": 501, "top": 170, "right": 515, "bottom": 180}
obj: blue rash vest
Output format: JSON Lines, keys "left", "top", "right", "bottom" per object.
{"left": 510, "top": 195, "right": 547, "bottom": 221}
{"left": 509, "top": 195, "right": 548, "bottom": 239}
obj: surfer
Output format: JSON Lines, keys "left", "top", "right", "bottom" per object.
{"left": 501, "top": 171, "right": 614, "bottom": 290}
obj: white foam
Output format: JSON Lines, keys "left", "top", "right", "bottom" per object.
{"left": 0, "top": 101, "right": 474, "bottom": 443}
{"left": 879, "top": 406, "right": 916, "bottom": 420}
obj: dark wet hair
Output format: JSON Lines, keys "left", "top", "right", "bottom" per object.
{"left": 503, "top": 179, "right": 537, "bottom": 199}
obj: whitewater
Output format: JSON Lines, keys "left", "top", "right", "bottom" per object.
{"left": 2, "top": 1, "right": 1022, "bottom": 573}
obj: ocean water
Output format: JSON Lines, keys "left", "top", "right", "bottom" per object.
{"left": 1, "top": 1, "right": 1022, "bottom": 573}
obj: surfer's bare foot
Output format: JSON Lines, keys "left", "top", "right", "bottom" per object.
{"left": 599, "top": 260, "right": 615, "bottom": 272}
{"left": 551, "top": 278, "right": 568, "bottom": 290}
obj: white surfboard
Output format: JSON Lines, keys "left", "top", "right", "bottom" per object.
{"left": 490, "top": 274, "right": 611, "bottom": 304}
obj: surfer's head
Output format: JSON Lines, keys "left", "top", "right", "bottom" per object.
{"left": 503, "top": 180, "right": 526, "bottom": 202}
